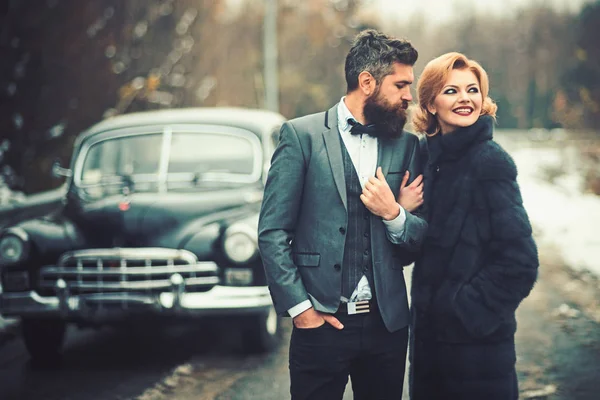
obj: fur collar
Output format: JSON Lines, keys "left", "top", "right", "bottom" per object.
{"left": 428, "top": 115, "right": 495, "bottom": 162}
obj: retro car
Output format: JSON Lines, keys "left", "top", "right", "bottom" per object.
{"left": 0, "top": 107, "right": 285, "bottom": 362}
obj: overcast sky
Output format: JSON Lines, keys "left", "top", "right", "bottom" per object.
{"left": 371, "top": 0, "right": 593, "bottom": 23}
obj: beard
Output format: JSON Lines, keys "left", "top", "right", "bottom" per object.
{"left": 363, "top": 89, "right": 408, "bottom": 139}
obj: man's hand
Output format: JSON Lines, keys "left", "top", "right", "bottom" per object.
{"left": 293, "top": 307, "right": 344, "bottom": 330}
{"left": 360, "top": 167, "right": 400, "bottom": 221}
{"left": 397, "top": 171, "right": 424, "bottom": 213}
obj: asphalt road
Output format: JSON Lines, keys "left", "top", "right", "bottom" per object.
{"left": 514, "top": 249, "right": 600, "bottom": 399}
{"left": 0, "top": 310, "right": 363, "bottom": 400}
{"left": 0, "top": 319, "right": 226, "bottom": 400}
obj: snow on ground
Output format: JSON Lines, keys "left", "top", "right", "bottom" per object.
{"left": 505, "top": 140, "right": 600, "bottom": 277}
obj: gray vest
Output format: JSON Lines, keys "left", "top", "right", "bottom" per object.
{"left": 340, "top": 138, "right": 374, "bottom": 299}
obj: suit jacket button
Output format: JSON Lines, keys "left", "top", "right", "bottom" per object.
{"left": 339, "top": 227, "right": 346, "bottom": 234}
{"left": 334, "top": 264, "right": 341, "bottom": 271}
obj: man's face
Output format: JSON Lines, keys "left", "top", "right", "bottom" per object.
{"left": 363, "top": 63, "right": 414, "bottom": 138}
{"left": 378, "top": 62, "right": 414, "bottom": 107}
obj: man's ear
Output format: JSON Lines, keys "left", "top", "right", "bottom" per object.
{"left": 358, "top": 71, "right": 376, "bottom": 96}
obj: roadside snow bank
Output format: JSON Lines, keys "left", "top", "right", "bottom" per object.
{"left": 512, "top": 146, "right": 600, "bottom": 277}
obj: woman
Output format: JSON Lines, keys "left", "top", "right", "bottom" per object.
{"left": 408, "top": 52, "right": 539, "bottom": 399}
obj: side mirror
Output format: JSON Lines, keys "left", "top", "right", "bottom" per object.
{"left": 51, "top": 159, "right": 72, "bottom": 178}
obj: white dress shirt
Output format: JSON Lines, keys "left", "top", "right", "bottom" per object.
{"left": 288, "top": 97, "right": 407, "bottom": 318}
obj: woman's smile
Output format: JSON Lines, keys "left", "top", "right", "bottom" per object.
{"left": 453, "top": 106, "right": 474, "bottom": 116}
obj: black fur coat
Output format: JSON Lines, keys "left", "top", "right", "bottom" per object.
{"left": 410, "top": 116, "right": 539, "bottom": 399}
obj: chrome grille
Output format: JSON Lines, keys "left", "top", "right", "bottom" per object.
{"left": 38, "top": 248, "right": 219, "bottom": 295}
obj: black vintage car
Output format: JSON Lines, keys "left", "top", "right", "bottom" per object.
{"left": 0, "top": 107, "right": 286, "bottom": 361}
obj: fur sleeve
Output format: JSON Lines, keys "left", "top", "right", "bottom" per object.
{"left": 452, "top": 143, "right": 539, "bottom": 337}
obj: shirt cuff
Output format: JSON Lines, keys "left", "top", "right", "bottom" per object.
{"left": 382, "top": 203, "right": 406, "bottom": 238}
{"left": 288, "top": 299, "right": 313, "bottom": 318}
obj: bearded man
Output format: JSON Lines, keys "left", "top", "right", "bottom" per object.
{"left": 258, "top": 29, "right": 427, "bottom": 400}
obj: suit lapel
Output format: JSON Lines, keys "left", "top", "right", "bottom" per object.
{"left": 377, "top": 137, "right": 394, "bottom": 176}
{"left": 322, "top": 104, "right": 347, "bottom": 210}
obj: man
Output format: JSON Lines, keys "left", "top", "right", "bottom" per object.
{"left": 258, "top": 29, "right": 426, "bottom": 400}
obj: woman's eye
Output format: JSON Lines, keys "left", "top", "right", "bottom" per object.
{"left": 443, "top": 88, "right": 456, "bottom": 94}
{"left": 468, "top": 87, "right": 480, "bottom": 93}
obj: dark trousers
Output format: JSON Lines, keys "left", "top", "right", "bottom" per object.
{"left": 289, "top": 308, "right": 408, "bottom": 400}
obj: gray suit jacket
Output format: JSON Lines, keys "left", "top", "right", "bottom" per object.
{"left": 258, "top": 104, "right": 427, "bottom": 332}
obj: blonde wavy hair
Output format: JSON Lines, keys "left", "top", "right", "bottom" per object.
{"left": 412, "top": 52, "right": 497, "bottom": 136}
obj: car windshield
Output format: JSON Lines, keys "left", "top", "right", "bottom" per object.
{"left": 81, "top": 134, "right": 162, "bottom": 183}
{"left": 78, "top": 129, "right": 259, "bottom": 196}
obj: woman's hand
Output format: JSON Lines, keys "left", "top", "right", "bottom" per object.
{"left": 398, "top": 171, "right": 424, "bottom": 213}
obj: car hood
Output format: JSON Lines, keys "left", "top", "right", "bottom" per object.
{"left": 72, "top": 188, "right": 262, "bottom": 247}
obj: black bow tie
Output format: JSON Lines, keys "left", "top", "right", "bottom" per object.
{"left": 348, "top": 119, "right": 378, "bottom": 136}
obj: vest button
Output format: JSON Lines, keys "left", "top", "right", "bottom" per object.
{"left": 364, "top": 232, "right": 369, "bottom": 238}
{"left": 334, "top": 264, "right": 341, "bottom": 271}
{"left": 364, "top": 249, "right": 370, "bottom": 256}
{"left": 339, "top": 227, "right": 346, "bottom": 234}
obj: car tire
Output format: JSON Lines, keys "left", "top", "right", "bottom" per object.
{"left": 21, "top": 318, "right": 67, "bottom": 365}
{"left": 241, "top": 305, "right": 281, "bottom": 353}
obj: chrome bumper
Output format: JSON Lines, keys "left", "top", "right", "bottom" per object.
{"left": 0, "top": 285, "right": 273, "bottom": 321}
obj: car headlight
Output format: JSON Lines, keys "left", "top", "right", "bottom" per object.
{"left": 0, "top": 228, "right": 29, "bottom": 266}
{"left": 223, "top": 225, "right": 258, "bottom": 264}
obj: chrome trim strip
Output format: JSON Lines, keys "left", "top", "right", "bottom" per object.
{"left": 57, "top": 248, "right": 199, "bottom": 266}
{"left": 80, "top": 293, "right": 156, "bottom": 304}
{"left": 38, "top": 276, "right": 220, "bottom": 291}
{"left": 40, "top": 264, "right": 218, "bottom": 276}
{"left": 157, "top": 127, "right": 172, "bottom": 193}
{"left": 159, "top": 286, "right": 271, "bottom": 310}
{"left": 0, "top": 286, "right": 273, "bottom": 319}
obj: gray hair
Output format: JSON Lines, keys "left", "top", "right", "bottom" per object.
{"left": 345, "top": 29, "right": 418, "bottom": 92}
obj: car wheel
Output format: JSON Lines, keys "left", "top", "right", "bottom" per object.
{"left": 21, "top": 318, "right": 67, "bottom": 365}
{"left": 241, "top": 305, "right": 281, "bottom": 353}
